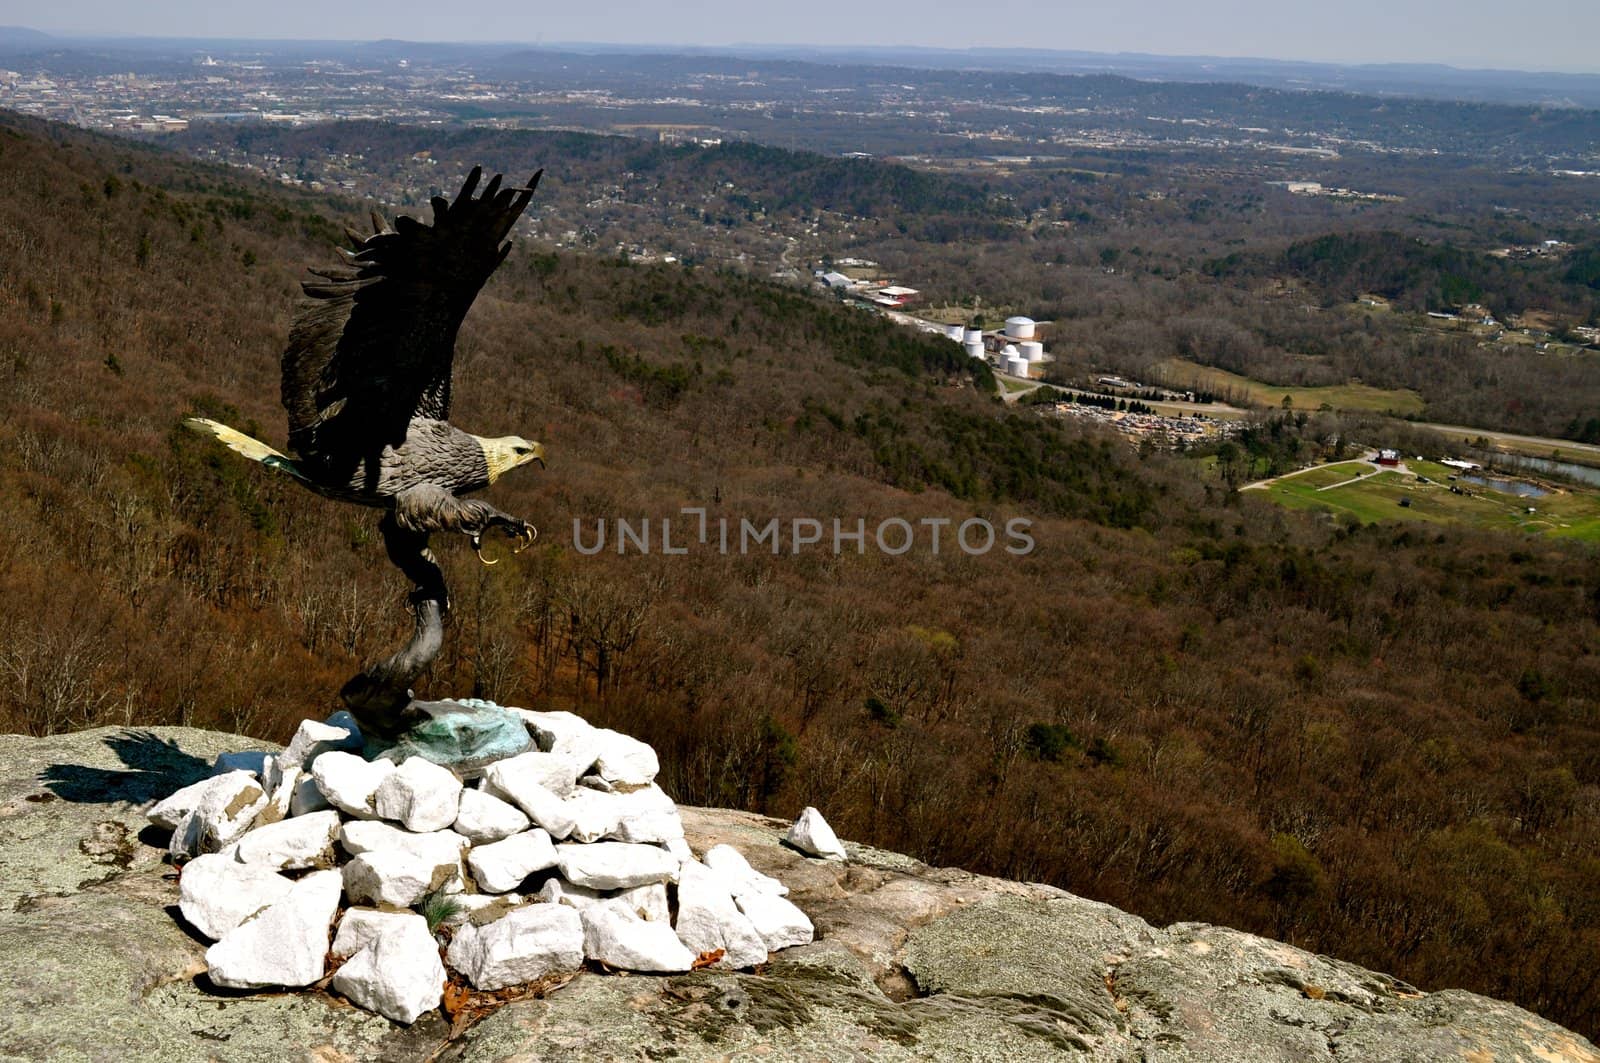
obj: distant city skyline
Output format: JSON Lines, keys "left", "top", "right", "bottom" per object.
{"left": 6, "top": 1, "right": 1599, "bottom": 75}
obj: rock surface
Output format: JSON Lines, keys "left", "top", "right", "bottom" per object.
{"left": 2, "top": 725, "right": 1597, "bottom": 1062}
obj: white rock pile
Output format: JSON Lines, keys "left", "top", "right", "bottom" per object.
{"left": 147, "top": 707, "right": 821, "bottom": 1024}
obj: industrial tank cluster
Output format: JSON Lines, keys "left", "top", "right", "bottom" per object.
{"left": 946, "top": 316, "right": 1044, "bottom": 377}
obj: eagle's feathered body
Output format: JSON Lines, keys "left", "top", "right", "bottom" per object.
{"left": 292, "top": 419, "right": 491, "bottom": 507}
{"left": 188, "top": 166, "right": 547, "bottom": 737}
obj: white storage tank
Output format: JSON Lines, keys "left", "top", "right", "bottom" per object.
{"left": 1020, "top": 340, "right": 1045, "bottom": 362}
{"left": 966, "top": 341, "right": 986, "bottom": 359}
{"left": 945, "top": 323, "right": 965, "bottom": 342}
{"left": 1005, "top": 316, "right": 1036, "bottom": 340}
{"left": 964, "top": 327, "right": 984, "bottom": 344}
{"left": 1007, "top": 356, "right": 1029, "bottom": 378}
{"left": 1002, "top": 344, "right": 1020, "bottom": 361}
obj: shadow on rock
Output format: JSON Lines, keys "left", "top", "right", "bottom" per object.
{"left": 39, "top": 729, "right": 214, "bottom": 804}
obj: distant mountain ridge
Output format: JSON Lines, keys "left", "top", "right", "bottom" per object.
{"left": 1, "top": 25, "right": 1598, "bottom": 107}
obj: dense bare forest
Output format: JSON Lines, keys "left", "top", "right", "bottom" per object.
{"left": 6, "top": 114, "right": 1600, "bottom": 1036}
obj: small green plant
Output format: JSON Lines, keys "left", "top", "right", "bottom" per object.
{"left": 420, "top": 887, "right": 463, "bottom": 936}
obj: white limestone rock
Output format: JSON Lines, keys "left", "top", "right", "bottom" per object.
{"left": 562, "top": 787, "right": 623, "bottom": 844}
{"left": 562, "top": 784, "right": 683, "bottom": 845}
{"left": 177, "top": 852, "right": 294, "bottom": 942}
{"left": 674, "top": 859, "right": 770, "bottom": 969}
{"left": 481, "top": 750, "right": 586, "bottom": 801}
{"left": 204, "top": 869, "right": 342, "bottom": 989}
{"left": 702, "top": 843, "right": 789, "bottom": 898}
{"left": 373, "top": 756, "right": 463, "bottom": 833}
{"left": 278, "top": 716, "right": 363, "bottom": 772}
{"left": 467, "top": 829, "right": 558, "bottom": 894}
{"left": 343, "top": 849, "right": 461, "bottom": 908}
{"left": 230, "top": 810, "right": 341, "bottom": 871}
{"left": 563, "top": 784, "right": 681, "bottom": 845}
{"left": 453, "top": 788, "right": 531, "bottom": 843}
{"left": 482, "top": 775, "right": 577, "bottom": 840}
{"left": 168, "top": 772, "right": 269, "bottom": 859}
{"left": 610, "top": 786, "right": 685, "bottom": 845}
{"left": 535, "top": 876, "right": 608, "bottom": 911}
{"left": 664, "top": 837, "right": 694, "bottom": 863}
{"left": 452, "top": 893, "right": 525, "bottom": 926}
{"left": 338, "top": 820, "right": 468, "bottom": 864}
{"left": 330, "top": 913, "right": 445, "bottom": 1025}
{"left": 514, "top": 709, "right": 596, "bottom": 755}
{"left": 147, "top": 771, "right": 252, "bottom": 831}
{"left": 590, "top": 728, "right": 659, "bottom": 785}
{"left": 332, "top": 908, "right": 419, "bottom": 959}
{"left": 581, "top": 905, "right": 694, "bottom": 972}
{"left": 578, "top": 774, "right": 617, "bottom": 793}
{"left": 735, "top": 890, "right": 815, "bottom": 952}
{"left": 312, "top": 752, "right": 396, "bottom": 819}
{"left": 785, "top": 806, "right": 847, "bottom": 861}
{"left": 210, "top": 750, "right": 273, "bottom": 778}
{"left": 446, "top": 904, "right": 584, "bottom": 991}
{"left": 611, "top": 882, "right": 670, "bottom": 923}
{"left": 253, "top": 763, "right": 299, "bottom": 826}
{"left": 556, "top": 841, "right": 678, "bottom": 891}
{"left": 325, "top": 710, "right": 364, "bottom": 741}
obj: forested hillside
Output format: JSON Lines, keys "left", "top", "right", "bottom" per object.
{"left": 6, "top": 113, "right": 1600, "bottom": 1036}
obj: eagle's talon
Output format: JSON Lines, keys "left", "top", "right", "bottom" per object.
{"left": 470, "top": 533, "right": 500, "bottom": 566}
{"left": 468, "top": 516, "right": 534, "bottom": 565}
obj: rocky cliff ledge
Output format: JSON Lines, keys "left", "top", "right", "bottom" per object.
{"left": 0, "top": 725, "right": 1594, "bottom": 1062}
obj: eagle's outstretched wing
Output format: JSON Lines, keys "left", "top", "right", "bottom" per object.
{"left": 281, "top": 166, "right": 541, "bottom": 456}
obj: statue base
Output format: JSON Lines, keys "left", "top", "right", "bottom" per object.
{"left": 367, "top": 698, "right": 531, "bottom": 777}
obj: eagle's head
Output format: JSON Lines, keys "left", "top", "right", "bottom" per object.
{"left": 479, "top": 435, "right": 546, "bottom": 483}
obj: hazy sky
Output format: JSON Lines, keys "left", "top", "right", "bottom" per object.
{"left": 7, "top": 0, "right": 1600, "bottom": 73}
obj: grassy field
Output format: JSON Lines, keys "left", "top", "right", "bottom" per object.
{"left": 1160, "top": 360, "right": 1426, "bottom": 416}
{"left": 1257, "top": 459, "right": 1600, "bottom": 542}
{"left": 1269, "top": 461, "right": 1376, "bottom": 489}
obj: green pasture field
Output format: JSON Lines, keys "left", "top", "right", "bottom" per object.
{"left": 1258, "top": 459, "right": 1600, "bottom": 542}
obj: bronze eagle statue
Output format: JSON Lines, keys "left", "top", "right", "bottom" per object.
{"left": 189, "top": 166, "right": 546, "bottom": 738}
